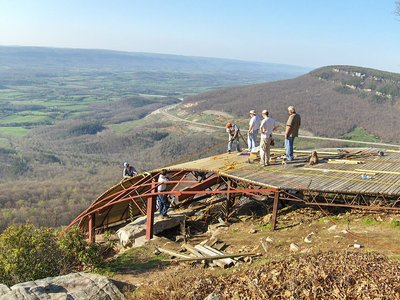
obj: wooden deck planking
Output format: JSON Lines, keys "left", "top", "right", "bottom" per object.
{"left": 380, "top": 176, "right": 400, "bottom": 196}
{"left": 171, "top": 148, "right": 400, "bottom": 197}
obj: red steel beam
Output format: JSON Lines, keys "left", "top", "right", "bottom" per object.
{"left": 66, "top": 177, "right": 199, "bottom": 231}
{"left": 177, "top": 175, "right": 220, "bottom": 202}
{"left": 68, "top": 186, "right": 279, "bottom": 230}
{"left": 146, "top": 180, "right": 156, "bottom": 240}
{"left": 88, "top": 214, "right": 95, "bottom": 243}
{"left": 67, "top": 173, "right": 158, "bottom": 229}
{"left": 270, "top": 192, "right": 280, "bottom": 230}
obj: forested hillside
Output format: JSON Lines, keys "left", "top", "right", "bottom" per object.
{"left": 185, "top": 65, "right": 400, "bottom": 142}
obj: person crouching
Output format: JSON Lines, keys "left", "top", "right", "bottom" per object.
{"left": 226, "top": 122, "right": 241, "bottom": 153}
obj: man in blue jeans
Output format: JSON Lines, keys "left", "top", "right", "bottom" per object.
{"left": 157, "top": 169, "right": 171, "bottom": 218}
{"left": 284, "top": 106, "right": 301, "bottom": 161}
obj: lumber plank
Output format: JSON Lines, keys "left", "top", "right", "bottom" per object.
{"left": 167, "top": 252, "right": 259, "bottom": 262}
{"left": 203, "top": 245, "right": 236, "bottom": 265}
{"left": 182, "top": 243, "right": 204, "bottom": 258}
{"left": 157, "top": 247, "right": 192, "bottom": 259}
{"left": 194, "top": 244, "right": 231, "bottom": 268}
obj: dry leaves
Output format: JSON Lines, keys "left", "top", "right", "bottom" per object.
{"left": 132, "top": 251, "right": 400, "bottom": 300}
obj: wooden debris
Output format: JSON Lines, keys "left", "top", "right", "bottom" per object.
{"left": 168, "top": 252, "right": 259, "bottom": 263}
{"left": 194, "top": 244, "right": 234, "bottom": 268}
{"left": 260, "top": 241, "right": 268, "bottom": 253}
{"left": 181, "top": 243, "right": 204, "bottom": 258}
{"left": 212, "top": 241, "right": 227, "bottom": 251}
{"left": 203, "top": 245, "right": 236, "bottom": 265}
{"left": 182, "top": 243, "right": 216, "bottom": 267}
{"left": 328, "top": 159, "right": 364, "bottom": 164}
{"left": 157, "top": 247, "right": 192, "bottom": 259}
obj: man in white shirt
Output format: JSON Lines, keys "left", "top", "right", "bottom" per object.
{"left": 157, "top": 169, "right": 170, "bottom": 217}
{"left": 247, "top": 110, "right": 261, "bottom": 152}
{"left": 259, "top": 110, "right": 278, "bottom": 166}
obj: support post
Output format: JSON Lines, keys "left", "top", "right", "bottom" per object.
{"left": 146, "top": 179, "right": 156, "bottom": 240}
{"left": 88, "top": 213, "right": 95, "bottom": 243}
{"left": 225, "top": 180, "right": 232, "bottom": 221}
{"left": 270, "top": 191, "right": 280, "bottom": 230}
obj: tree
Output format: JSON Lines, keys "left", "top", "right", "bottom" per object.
{"left": 397, "top": 0, "right": 400, "bottom": 16}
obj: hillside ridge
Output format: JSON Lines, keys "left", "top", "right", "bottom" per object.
{"left": 185, "top": 65, "right": 400, "bottom": 143}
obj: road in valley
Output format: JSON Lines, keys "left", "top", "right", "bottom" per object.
{"left": 155, "top": 103, "right": 400, "bottom": 149}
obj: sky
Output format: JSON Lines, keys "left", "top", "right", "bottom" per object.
{"left": 1, "top": 0, "right": 400, "bottom": 72}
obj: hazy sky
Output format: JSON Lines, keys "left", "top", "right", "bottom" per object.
{"left": 1, "top": 0, "right": 400, "bottom": 72}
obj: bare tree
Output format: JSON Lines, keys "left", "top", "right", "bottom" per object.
{"left": 397, "top": 0, "right": 400, "bottom": 16}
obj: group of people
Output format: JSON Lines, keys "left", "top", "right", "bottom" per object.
{"left": 226, "top": 106, "right": 301, "bottom": 166}
{"left": 120, "top": 105, "right": 301, "bottom": 218}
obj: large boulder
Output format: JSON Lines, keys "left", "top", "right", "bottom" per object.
{"left": 117, "top": 213, "right": 186, "bottom": 248}
{"left": 0, "top": 285, "right": 10, "bottom": 295}
{"left": 0, "top": 272, "right": 124, "bottom": 300}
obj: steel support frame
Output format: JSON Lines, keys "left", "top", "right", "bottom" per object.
{"left": 280, "top": 190, "right": 400, "bottom": 211}
{"left": 146, "top": 180, "right": 156, "bottom": 240}
{"left": 68, "top": 169, "right": 400, "bottom": 243}
{"left": 67, "top": 170, "right": 279, "bottom": 242}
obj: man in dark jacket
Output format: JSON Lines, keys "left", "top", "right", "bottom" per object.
{"left": 284, "top": 106, "right": 301, "bottom": 161}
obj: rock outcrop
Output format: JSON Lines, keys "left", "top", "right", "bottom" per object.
{"left": 117, "top": 212, "right": 186, "bottom": 248}
{"left": 0, "top": 272, "right": 124, "bottom": 300}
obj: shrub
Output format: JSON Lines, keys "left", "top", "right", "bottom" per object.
{"left": 0, "top": 224, "right": 63, "bottom": 286}
{"left": 0, "top": 224, "right": 103, "bottom": 286}
{"left": 57, "top": 226, "right": 103, "bottom": 273}
{"left": 362, "top": 217, "right": 377, "bottom": 225}
{"left": 389, "top": 219, "right": 400, "bottom": 228}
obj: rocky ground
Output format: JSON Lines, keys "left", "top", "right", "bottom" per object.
{"left": 104, "top": 201, "right": 400, "bottom": 300}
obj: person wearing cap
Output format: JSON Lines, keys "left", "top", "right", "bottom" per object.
{"left": 226, "top": 122, "right": 241, "bottom": 153}
{"left": 247, "top": 110, "right": 261, "bottom": 152}
{"left": 122, "top": 162, "right": 138, "bottom": 179}
{"left": 259, "top": 110, "right": 278, "bottom": 166}
{"left": 285, "top": 106, "right": 301, "bottom": 161}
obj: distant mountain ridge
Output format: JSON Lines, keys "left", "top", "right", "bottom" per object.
{"left": 0, "top": 46, "right": 309, "bottom": 77}
{"left": 185, "top": 65, "right": 400, "bottom": 143}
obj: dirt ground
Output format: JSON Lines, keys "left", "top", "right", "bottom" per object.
{"left": 108, "top": 202, "right": 400, "bottom": 299}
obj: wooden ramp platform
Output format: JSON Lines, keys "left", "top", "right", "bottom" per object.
{"left": 170, "top": 148, "right": 400, "bottom": 197}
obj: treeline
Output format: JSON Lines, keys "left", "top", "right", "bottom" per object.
{"left": 0, "top": 117, "right": 225, "bottom": 231}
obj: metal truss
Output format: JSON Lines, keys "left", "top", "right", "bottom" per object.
{"left": 66, "top": 169, "right": 400, "bottom": 243}
{"left": 280, "top": 190, "right": 400, "bottom": 211}
{"left": 66, "top": 169, "right": 279, "bottom": 242}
